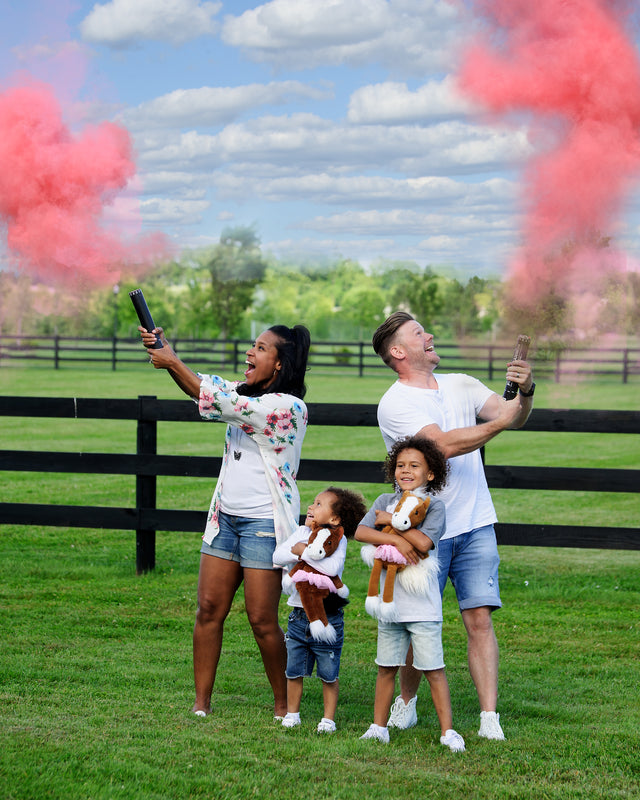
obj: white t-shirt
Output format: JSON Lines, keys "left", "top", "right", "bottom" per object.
{"left": 220, "top": 426, "right": 273, "bottom": 518}
{"left": 377, "top": 373, "right": 497, "bottom": 540}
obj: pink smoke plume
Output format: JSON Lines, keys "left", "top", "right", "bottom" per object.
{"left": 0, "top": 80, "right": 170, "bottom": 287}
{"left": 457, "top": 0, "right": 640, "bottom": 325}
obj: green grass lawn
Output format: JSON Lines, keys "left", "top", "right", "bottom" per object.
{"left": 0, "top": 365, "right": 639, "bottom": 798}
{"left": 0, "top": 526, "right": 638, "bottom": 800}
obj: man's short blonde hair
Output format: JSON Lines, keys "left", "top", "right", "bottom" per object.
{"left": 372, "top": 311, "right": 415, "bottom": 366}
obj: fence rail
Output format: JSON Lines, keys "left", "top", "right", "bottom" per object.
{"left": 1, "top": 396, "right": 638, "bottom": 572}
{"left": 1, "top": 334, "right": 640, "bottom": 383}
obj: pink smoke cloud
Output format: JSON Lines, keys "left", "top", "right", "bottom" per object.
{"left": 0, "top": 80, "right": 170, "bottom": 287}
{"left": 457, "top": 0, "right": 640, "bottom": 319}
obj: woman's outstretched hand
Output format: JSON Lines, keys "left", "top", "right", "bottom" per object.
{"left": 138, "top": 326, "right": 176, "bottom": 369}
{"left": 137, "top": 325, "right": 201, "bottom": 398}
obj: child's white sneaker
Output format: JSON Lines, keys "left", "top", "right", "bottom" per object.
{"left": 317, "top": 718, "right": 336, "bottom": 733}
{"left": 478, "top": 711, "right": 505, "bottom": 740}
{"left": 387, "top": 695, "right": 418, "bottom": 729}
{"left": 360, "top": 723, "right": 390, "bottom": 743}
{"left": 282, "top": 712, "right": 301, "bottom": 728}
{"left": 440, "top": 729, "right": 466, "bottom": 752}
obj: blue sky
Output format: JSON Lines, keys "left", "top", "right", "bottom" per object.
{"left": 2, "top": 0, "right": 640, "bottom": 282}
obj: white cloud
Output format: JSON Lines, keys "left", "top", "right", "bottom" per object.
{"left": 221, "top": 0, "right": 462, "bottom": 73}
{"left": 348, "top": 76, "right": 477, "bottom": 124}
{"left": 140, "top": 197, "right": 210, "bottom": 224}
{"left": 298, "top": 208, "right": 516, "bottom": 237}
{"left": 212, "top": 172, "right": 516, "bottom": 211}
{"left": 121, "top": 81, "right": 332, "bottom": 130}
{"left": 139, "top": 170, "right": 210, "bottom": 195}
{"left": 136, "top": 112, "right": 531, "bottom": 177}
{"left": 80, "top": 0, "right": 222, "bottom": 47}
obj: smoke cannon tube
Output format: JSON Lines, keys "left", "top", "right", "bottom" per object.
{"left": 129, "top": 289, "right": 163, "bottom": 349}
{"left": 503, "top": 335, "right": 531, "bottom": 399}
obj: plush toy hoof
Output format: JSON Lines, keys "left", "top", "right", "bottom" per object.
{"left": 378, "top": 602, "right": 399, "bottom": 623}
{"left": 337, "top": 585, "right": 350, "bottom": 598}
{"left": 310, "top": 620, "right": 337, "bottom": 643}
{"left": 365, "top": 596, "right": 381, "bottom": 619}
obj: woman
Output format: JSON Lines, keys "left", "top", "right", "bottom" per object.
{"left": 139, "top": 322, "right": 310, "bottom": 719}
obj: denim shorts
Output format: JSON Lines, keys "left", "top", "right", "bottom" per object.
{"left": 437, "top": 525, "right": 502, "bottom": 611}
{"left": 200, "top": 512, "right": 277, "bottom": 570}
{"left": 284, "top": 607, "right": 344, "bottom": 683}
{"left": 376, "top": 620, "right": 444, "bottom": 672}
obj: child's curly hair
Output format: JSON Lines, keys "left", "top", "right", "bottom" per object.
{"left": 325, "top": 487, "right": 368, "bottom": 539}
{"left": 384, "top": 436, "right": 450, "bottom": 493}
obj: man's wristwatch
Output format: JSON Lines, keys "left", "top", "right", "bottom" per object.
{"left": 519, "top": 382, "right": 535, "bottom": 397}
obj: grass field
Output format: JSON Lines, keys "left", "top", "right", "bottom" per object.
{"left": 1, "top": 527, "right": 638, "bottom": 800}
{"left": 0, "top": 364, "right": 639, "bottom": 799}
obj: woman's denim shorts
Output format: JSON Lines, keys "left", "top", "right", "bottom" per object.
{"left": 200, "top": 512, "right": 277, "bottom": 570}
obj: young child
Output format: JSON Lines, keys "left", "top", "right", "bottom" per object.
{"left": 356, "top": 436, "right": 465, "bottom": 752}
{"left": 273, "top": 487, "right": 367, "bottom": 733}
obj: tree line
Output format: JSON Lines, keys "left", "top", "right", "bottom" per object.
{"left": 1, "top": 226, "right": 638, "bottom": 346}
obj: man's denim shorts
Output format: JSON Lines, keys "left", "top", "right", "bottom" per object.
{"left": 200, "top": 512, "right": 277, "bottom": 570}
{"left": 284, "top": 607, "right": 344, "bottom": 683}
{"left": 376, "top": 620, "right": 445, "bottom": 672}
{"left": 437, "top": 525, "right": 502, "bottom": 611}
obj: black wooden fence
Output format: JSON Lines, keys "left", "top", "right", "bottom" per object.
{"left": 2, "top": 334, "right": 640, "bottom": 383}
{"left": 1, "top": 396, "right": 638, "bottom": 572}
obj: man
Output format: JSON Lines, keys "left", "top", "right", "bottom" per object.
{"left": 372, "top": 311, "right": 535, "bottom": 740}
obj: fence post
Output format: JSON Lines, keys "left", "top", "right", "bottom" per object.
{"left": 488, "top": 346, "right": 494, "bottom": 381}
{"left": 136, "top": 395, "right": 157, "bottom": 573}
{"left": 623, "top": 349, "right": 629, "bottom": 384}
{"left": 54, "top": 336, "right": 60, "bottom": 370}
{"left": 111, "top": 336, "right": 117, "bottom": 371}
{"left": 358, "top": 342, "right": 365, "bottom": 377}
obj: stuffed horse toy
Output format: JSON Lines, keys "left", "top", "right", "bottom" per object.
{"left": 361, "top": 491, "right": 439, "bottom": 622}
{"left": 281, "top": 522, "right": 349, "bottom": 643}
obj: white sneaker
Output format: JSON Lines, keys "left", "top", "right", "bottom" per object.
{"left": 282, "top": 712, "right": 301, "bottom": 728}
{"left": 317, "top": 718, "right": 336, "bottom": 733}
{"left": 360, "top": 723, "right": 390, "bottom": 743}
{"left": 478, "top": 711, "right": 505, "bottom": 740}
{"left": 440, "top": 729, "right": 466, "bottom": 752}
{"left": 387, "top": 695, "right": 418, "bottom": 729}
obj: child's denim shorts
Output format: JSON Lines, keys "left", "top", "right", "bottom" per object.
{"left": 284, "top": 607, "right": 344, "bottom": 683}
{"left": 200, "top": 512, "right": 277, "bottom": 570}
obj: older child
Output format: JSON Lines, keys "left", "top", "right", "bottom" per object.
{"left": 356, "top": 436, "right": 465, "bottom": 752}
{"left": 273, "top": 487, "right": 367, "bottom": 733}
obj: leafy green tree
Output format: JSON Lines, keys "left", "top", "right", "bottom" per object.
{"left": 372, "top": 261, "right": 442, "bottom": 330}
{"left": 200, "top": 226, "right": 267, "bottom": 339}
{"left": 336, "top": 285, "right": 386, "bottom": 339}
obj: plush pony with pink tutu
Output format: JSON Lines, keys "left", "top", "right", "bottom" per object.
{"left": 281, "top": 522, "right": 349, "bottom": 643}
{"left": 360, "top": 491, "right": 439, "bottom": 622}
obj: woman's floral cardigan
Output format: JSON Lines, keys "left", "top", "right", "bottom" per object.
{"left": 197, "top": 374, "right": 308, "bottom": 546}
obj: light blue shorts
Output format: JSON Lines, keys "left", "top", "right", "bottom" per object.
{"left": 376, "top": 620, "right": 445, "bottom": 672}
{"left": 200, "top": 512, "right": 277, "bottom": 570}
{"left": 437, "top": 525, "right": 502, "bottom": 611}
